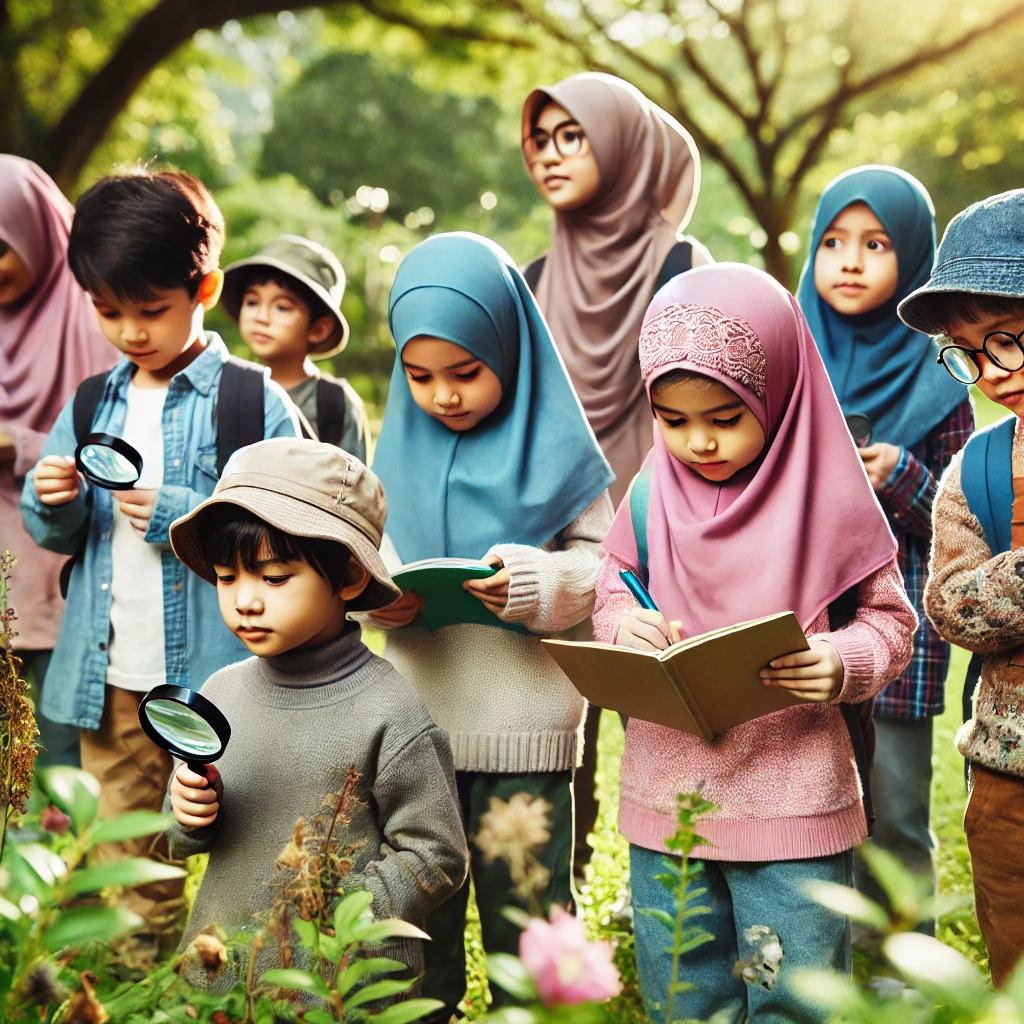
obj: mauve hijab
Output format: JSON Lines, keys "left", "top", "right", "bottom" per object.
{"left": 522, "top": 73, "right": 700, "bottom": 504}
{"left": 603, "top": 264, "right": 897, "bottom": 636}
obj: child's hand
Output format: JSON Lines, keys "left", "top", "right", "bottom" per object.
{"left": 374, "top": 590, "right": 425, "bottom": 627}
{"left": 760, "top": 639, "right": 844, "bottom": 702}
{"left": 112, "top": 488, "right": 158, "bottom": 537}
{"left": 170, "top": 764, "right": 222, "bottom": 828}
{"left": 858, "top": 443, "right": 902, "bottom": 492}
{"left": 33, "top": 456, "right": 81, "bottom": 505}
{"left": 616, "top": 609, "right": 683, "bottom": 652}
{"left": 464, "top": 556, "right": 510, "bottom": 616}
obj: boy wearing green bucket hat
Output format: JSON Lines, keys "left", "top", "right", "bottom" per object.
{"left": 222, "top": 235, "right": 371, "bottom": 462}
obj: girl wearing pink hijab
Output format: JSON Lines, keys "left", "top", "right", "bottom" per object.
{"left": 594, "top": 264, "right": 915, "bottom": 1023}
{"left": 0, "top": 156, "right": 116, "bottom": 764}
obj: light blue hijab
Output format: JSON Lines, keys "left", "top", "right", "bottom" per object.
{"left": 374, "top": 232, "right": 614, "bottom": 562}
{"left": 797, "top": 165, "right": 968, "bottom": 449}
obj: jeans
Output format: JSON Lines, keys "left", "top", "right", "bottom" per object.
{"left": 630, "top": 844, "right": 853, "bottom": 1024}
{"left": 859, "top": 716, "right": 937, "bottom": 935}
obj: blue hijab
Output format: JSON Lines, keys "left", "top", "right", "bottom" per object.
{"left": 373, "top": 232, "right": 614, "bottom": 562}
{"left": 797, "top": 165, "right": 967, "bottom": 449}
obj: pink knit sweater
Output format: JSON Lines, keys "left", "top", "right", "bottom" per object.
{"left": 594, "top": 529, "right": 916, "bottom": 862}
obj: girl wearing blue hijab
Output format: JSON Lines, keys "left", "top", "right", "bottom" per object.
{"left": 372, "top": 232, "right": 614, "bottom": 1018}
{"left": 797, "top": 165, "right": 974, "bottom": 933}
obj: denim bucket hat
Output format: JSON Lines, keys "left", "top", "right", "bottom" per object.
{"left": 221, "top": 234, "right": 350, "bottom": 359}
{"left": 899, "top": 188, "right": 1024, "bottom": 334}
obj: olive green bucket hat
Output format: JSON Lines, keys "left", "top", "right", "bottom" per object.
{"left": 221, "top": 235, "right": 351, "bottom": 359}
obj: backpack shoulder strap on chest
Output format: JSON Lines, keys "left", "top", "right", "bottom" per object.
{"left": 72, "top": 371, "right": 113, "bottom": 442}
{"left": 653, "top": 240, "right": 693, "bottom": 294}
{"left": 961, "top": 414, "right": 1016, "bottom": 556}
{"left": 217, "top": 358, "right": 266, "bottom": 474}
{"left": 315, "top": 377, "right": 348, "bottom": 448}
{"left": 522, "top": 255, "right": 546, "bottom": 294}
{"left": 629, "top": 461, "right": 655, "bottom": 584}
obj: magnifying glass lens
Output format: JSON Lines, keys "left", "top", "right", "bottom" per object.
{"left": 80, "top": 443, "right": 140, "bottom": 485}
{"left": 144, "top": 699, "right": 222, "bottom": 757}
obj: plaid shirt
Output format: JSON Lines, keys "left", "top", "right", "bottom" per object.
{"left": 873, "top": 397, "right": 975, "bottom": 719}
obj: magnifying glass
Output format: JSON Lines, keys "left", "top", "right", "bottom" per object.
{"left": 75, "top": 432, "right": 143, "bottom": 489}
{"left": 844, "top": 413, "right": 873, "bottom": 449}
{"left": 138, "top": 685, "right": 231, "bottom": 778}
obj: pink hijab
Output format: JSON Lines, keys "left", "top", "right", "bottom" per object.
{"left": 1, "top": 155, "right": 113, "bottom": 451}
{"left": 603, "top": 263, "right": 897, "bottom": 636}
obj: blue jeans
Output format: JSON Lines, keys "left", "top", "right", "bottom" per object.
{"left": 630, "top": 844, "right": 853, "bottom": 1024}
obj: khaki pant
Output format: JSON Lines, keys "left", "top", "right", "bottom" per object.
{"left": 79, "top": 685, "right": 186, "bottom": 938}
{"left": 964, "top": 765, "right": 1024, "bottom": 987}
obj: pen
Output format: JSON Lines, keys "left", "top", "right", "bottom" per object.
{"left": 619, "top": 569, "right": 659, "bottom": 612}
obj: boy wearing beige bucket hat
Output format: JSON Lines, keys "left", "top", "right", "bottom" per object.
{"left": 221, "top": 235, "right": 371, "bottom": 462}
{"left": 162, "top": 438, "right": 467, "bottom": 991}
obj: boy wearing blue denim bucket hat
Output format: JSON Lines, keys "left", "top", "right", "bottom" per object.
{"left": 900, "top": 188, "right": 1024, "bottom": 987}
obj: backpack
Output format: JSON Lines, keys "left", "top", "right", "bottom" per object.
{"left": 296, "top": 378, "right": 347, "bottom": 447}
{"left": 59, "top": 357, "right": 266, "bottom": 597}
{"left": 522, "top": 239, "right": 694, "bottom": 296}
{"left": 628, "top": 461, "right": 876, "bottom": 833}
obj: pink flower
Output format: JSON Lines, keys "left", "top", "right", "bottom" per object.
{"left": 40, "top": 805, "right": 71, "bottom": 835}
{"left": 519, "top": 906, "right": 622, "bottom": 1007}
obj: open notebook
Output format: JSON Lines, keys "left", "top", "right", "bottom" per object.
{"left": 542, "top": 611, "right": 809, "bottom": 740}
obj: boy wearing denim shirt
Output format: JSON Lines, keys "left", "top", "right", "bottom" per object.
{"left": 900, "top": 188, "right": 1024, "bottom": 987}
{"left": 20, "top": 170, "right": 299, "bottom": 946}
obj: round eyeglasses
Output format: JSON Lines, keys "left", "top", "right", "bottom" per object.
{"left": 523, "top": 120, "right": 588, "bottom": 161}
{"left": 936, "top": 330, "right": 1024, "bottom": 385}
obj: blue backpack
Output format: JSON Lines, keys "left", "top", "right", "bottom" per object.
{"left": 628, "top": 463, "right": 875, "bottom": 832}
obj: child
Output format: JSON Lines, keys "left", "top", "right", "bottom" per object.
{"left": 20, "top": 169, "right": 299, "bottom": 949}
{"left": 0, "top": 155, "right": 116, "bottom": 769}
{"left": 901, "top": 188, "right": 1024, "bottom": 987}
{"left": 797, "top": 166, "right": 973, "bottom": 930}
{"left": 165, "top": 438, "right": 468, "bottom": 991}
{"left": 370, "top": 232, "right": 615, "bottom": 1020}
{"left": 221, "top": 235, "right": 370, "bottom": 462}
{"left": 595, "top": 263, "right": 916, "bottom": 1023}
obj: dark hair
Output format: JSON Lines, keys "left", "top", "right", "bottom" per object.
{"left": 199, "top": 506, "right": 351, "bottom": 593}
{"left": 909, "top": 292, "right": 1024, "bottom": 335}
{"left": 650, "top": 368, "right": 723, "bottom": 399}
{"left": 68, "top": 169, "right": 225, "bottom": 302}
{"left": 239, "top": 267, "right": 333, "bottom": 325}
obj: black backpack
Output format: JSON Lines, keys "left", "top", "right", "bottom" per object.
{"left": 297, "top": 378, "right": 347, "bottom": 447}
{"left": 523, "top": 239, "right": 694, "bottom": 295}
{"left": 59, "top": 358, "right": 266, "bottom": 597}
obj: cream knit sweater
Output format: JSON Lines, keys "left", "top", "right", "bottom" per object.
{"left": 371, "top": 493, "right": 614, "bottom": 774}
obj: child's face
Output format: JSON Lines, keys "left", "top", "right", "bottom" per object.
{"left": 401, "top": 336, "right": 503, "bottom": 432}
{"left": 238, "top": 280, "right": 333, "bottom": 363}
{"left": 524, "top": 101, "right": 601, "bottom": 212}
{"left": 941, "top": 311, "right": 1024, "bottom": 414}
{"left": 652, "top": 376, "right": 766, "bottom": 481}
{"left": 813, "top": 202, "right": 899, "bottom": 317}
{"left": 0, "top": 238, "right": 35, "bottom": 307}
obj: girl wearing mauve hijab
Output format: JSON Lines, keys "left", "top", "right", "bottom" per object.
{"left": 0, "top": 155, "right": 116, "bottom": 767}
{"left": 595, "top": 264, "right": 915, "bottom": 1023}
{"left": 797, "top": 166, "right": 973, "bottom": 933}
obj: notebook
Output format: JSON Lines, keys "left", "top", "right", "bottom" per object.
{"left": 541, "top": 611, "right": 809, "bottom": 740}
{"left": 391, "top": 559, "right": 526, "bottom": 633}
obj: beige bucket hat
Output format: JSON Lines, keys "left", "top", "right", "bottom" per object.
{"left": 169, "top": 438, "right": 400, "bottom": 611}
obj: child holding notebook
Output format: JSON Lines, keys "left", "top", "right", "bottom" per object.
{"left": 594, "top": 264, "right": 915, "bottom": 1023}
{"left": 369, "top": 231, "right": 614, "bottom": 1022}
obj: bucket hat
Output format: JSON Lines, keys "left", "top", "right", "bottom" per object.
{"left": 221, "top": 235, "right": 351, "bottom": 359}
{"left": 899, "top": 188, "right": 1024, "bottom": 334}
{"left": 169, "top": 438, "right": 400, "bottom": 611}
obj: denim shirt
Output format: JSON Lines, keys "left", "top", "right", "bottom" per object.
{"left": 20, "top": 335, "right": 300, "bottom": 728}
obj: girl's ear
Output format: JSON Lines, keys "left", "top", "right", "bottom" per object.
{"left": 339, "top": 559, "right": 372, "bottom": 601}
{"left": 199, "top": 269, "right": 225, "bottom": 311}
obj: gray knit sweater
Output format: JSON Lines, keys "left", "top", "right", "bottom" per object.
{"left": 371, "top": 493, "right": 614, "bottom": 774}
{"left": 164, "top": 626, "right": 468, "bottom": 986}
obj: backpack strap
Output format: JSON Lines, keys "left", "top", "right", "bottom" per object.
{"left": 217, "top": 358, "right": 265, "bottom": 474}
{"left": 315, "top": 377, "right": 347, "bottom": 448}
{"left": 961, "top": 414, "right": 1016, "bottom": 556}
{"left": 629, "top": 462, "right": 654, "bottom": 585}
{"left": 72, "top": 371, "right": 112, "bottom": 442}
{"left": 523, "top": 255, "right": 546, "bottom": 294}
{"left": 653, "top": 240, "right": 693, "bottom": 294}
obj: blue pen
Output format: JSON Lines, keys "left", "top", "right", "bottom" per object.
{"left": 619, "top": 569, "right": 659, "bottom": 612}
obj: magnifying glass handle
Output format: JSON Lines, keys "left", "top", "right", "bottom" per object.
{"left": 186, "top": 760, "right": 209, "bottom": 780}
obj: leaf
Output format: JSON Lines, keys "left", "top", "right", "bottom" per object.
{"left": 802, "top": 880, "right": 890, "bottom": 931}
{"left": 336, "top": 957, "right": 406, "bottom": 998}
{"left": 0, "top": 898, "right": 20, "bottom": 921}
{"left": 43, "top": 905, "right": 144, "bottom": 951}
{"left": 637, "top": 907, "right": 675, "bottom": 932}
{"left": 343, "top": 978, "right": 415, "bottom": 1008}
{"left": 334, "top": 890, "right": 375, "bottom": 942}
{"left": 485, "top": 952, "right": 538, "bottom": 1002}
{"left": 366, "top": 998, "right": 446, "bottom": 1024}
{"left": 883, "top": 932, "right": 990, "bottom": 1008}
{"left": 301, "top": 1011, "right": 336, "bottom": 1024}
{"left": 474, "top": 1009, "right": 539, "bottom": 1024}
{"left": 319, "top": 933, "right": 341, "bottom": 964}
{"left": 258, "top": 968, "right": 332, "bottom": 1001}
{"left": 41, "top": 767, "right": 101, "bottom": 833}
{"left": 16, "top": 842, "right": 68, "bottom": 886}
{"left": 349, "top": 918, "right": 430, "bottom": 945}
{"left": 89, "top": 811, "right": 175, "bottom": 848}
{"left": 858, "top": 843, "right": 927, "bottom": 918}
{"left": 291, "top": 916, "right": 321, "bottom": 951}
{"left": 64, "top": 857, "right": 186, "bottom": 896}
{"left": 500, "top": 905, "right": 532, "bottom": 931}
{"left": 791, "top": 969, "right": 868, "bottom": 1013}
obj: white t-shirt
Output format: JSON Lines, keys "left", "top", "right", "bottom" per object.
{"left": 106, "top": 383, "right": 169, "bottom": 692}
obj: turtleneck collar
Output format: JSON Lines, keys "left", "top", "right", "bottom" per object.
{"left": 256, "top": 623, "right": 372, "bottom": 691}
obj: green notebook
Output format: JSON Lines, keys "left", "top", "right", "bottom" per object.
{"left": 391, "top": 559, "right": 527, "bottom": 633}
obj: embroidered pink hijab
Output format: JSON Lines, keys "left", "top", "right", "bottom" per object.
{"left": 603, "top": 263, "right": 897, "bottom": 636}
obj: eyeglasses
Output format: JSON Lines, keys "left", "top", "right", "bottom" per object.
{"left": 936, "top": 330, "right": 1024, "bottom": 384}
{"left": 523, "top": 120, "right": 588, "bottom": 161}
